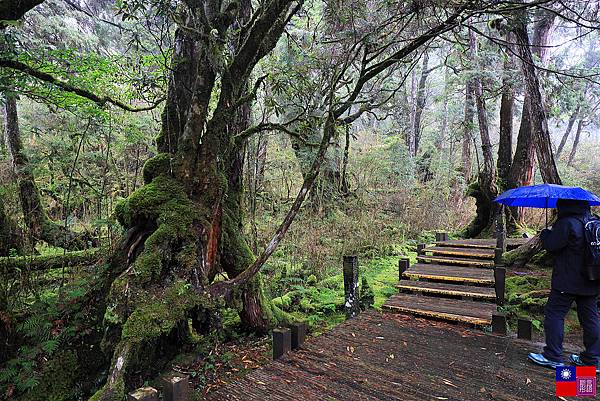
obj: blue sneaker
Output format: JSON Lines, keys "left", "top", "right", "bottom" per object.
{"left": 528, "top": 352, "right": 565, "bottom": 369}
{"left": 569, "top": 354, "right": 600, "bottom": 373}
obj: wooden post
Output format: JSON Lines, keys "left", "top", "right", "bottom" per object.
{"left": 492, "top": 313, "right": 507, "bottom": 335}
{"left": 518, "top": 318, "right": 533, "bottom": 341}
{"left": 127, "top": 387, "right": 158, "bottom": 401}
{"left": 435, "top": 232, "right": 448, "bottom": 242}
{"left": 289, "top": 322, "right": 307, "bottom": 350}
{"left": 417, "top": 243, "right": 426, "bottom": 255}
{"left": 343, "top": 256, "right": 360, "bottom": 318}
{"left": 494, "top": 265, "right": 506, "bottom": 306}
{"left": 272, "top": 328, "right": 291, "bottom": 360}
{"left": 398, "top": 258, "right": 410, "bottom": 280}
{"left": 495, "top": 205, "right": 507, "bottom": 252}
{"left": 494, "top": 247, "right": 504, "bottom": 265}
{"left": 161, "top": 376, "right": 190, "bottom": 401}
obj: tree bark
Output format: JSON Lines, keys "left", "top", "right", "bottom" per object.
{"left": 509, "top": 11, "right": 556, "bottom": 189}
{"left": 556, "top": 107, "right": 580, "bottom": 158}
{"left": 513, "top": 18, "right": 561, "bottom": 185}
{"left": 461, "top": 82, "right": 475, "bottom": 181}
{"left": 497, "top": 43, "right": 514, "bottom": 190}
{"left": 464, "top": 30, "right": 498, "bottom": 238}
{"left": 567, "top": 119, "right": 584, "bottom": 166}
{"left": 2, "top": 93, "right": 88, "bottom": 250}
{"left": 411, "top": 50, "right": 430, "bottom": 156}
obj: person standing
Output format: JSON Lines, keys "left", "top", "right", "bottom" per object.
{"left": 528, "top": 199, "right": 600, "bottom": 369}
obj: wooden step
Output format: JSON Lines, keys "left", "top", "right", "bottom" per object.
{"left": 403, "top": 263, "right": 494, "bottom": 285}
{"left": 417, "top": 255, "right": 494, "bottom": 268}
{"left": 435, "top": 238, "right": 528, "bottom": 250}
{"left": 383, "top": 293, "right": 495, "bottom": 325}
{"left": 396, "top": 280, "right": 496, "bottom": 300}
{"left": 424, "top": 246, "right": 494, "bottom": 259}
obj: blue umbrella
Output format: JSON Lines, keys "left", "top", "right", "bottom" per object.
{"left": 494, "top": 184, "right": 600, "bottom": 208}
{"left": 494, "top": 183, "right": 600, "bottom": 227}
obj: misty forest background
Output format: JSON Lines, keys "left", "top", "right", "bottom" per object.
{"left": 1, "top": 0, "right": 600, "bottom": 400}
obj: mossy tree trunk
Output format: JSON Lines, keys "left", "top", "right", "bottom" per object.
{"left": 90, "top": 3, "right": 303, "bottom": 399}
{"left": 464, "top": 30, "right": 498, "bottom": 238}
{"left": 2, "top": 93, "right": 89, "bottom": 251}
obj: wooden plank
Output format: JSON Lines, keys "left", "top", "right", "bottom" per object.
{"left": 207, "top": 310, "right": 559, "bottom": 401}
{"left": 403, "top": 263, "right": 494, "bottom": 284}
{"left": 435, "top": 238, "right": 527, "bottom": 250}
{"left": 417, "top": 255, "right": 494, "bottom": 268}
{"left": 424, "top": 246, "right": 494, "bottom": 259}
{"left": 396, "top": 280, "right": 495, "bottom": 300}
{"left": 383, "top": 293, "right": 495, "bottom": 325}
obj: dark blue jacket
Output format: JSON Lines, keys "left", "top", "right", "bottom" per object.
{"left": 541, "top": 200, "right": 600, "bottom": 296}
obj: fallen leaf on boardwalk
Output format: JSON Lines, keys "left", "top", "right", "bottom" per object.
{"left": 389, "top": 353, "right": 395, "bottom": 359}
{"left": 479, "top": 387, "right": 486, "bottom": 393}
{"left": 256, "top": 381, "right": 266, "bottom": 385}
{"left": 442, "top": 379, "right": 457, "bottom": 388}
{"left": 525, "top": 377, "right": 531, "bottom": 385}
{"left": 435, "top": 397, "right": 448, "bottom": 400}
{"left": 558, "top": 397, "right": 568, "bottom": 401}
{"left": 376, "top": 336, "right": 384, "bottom": 340}
{"left": 403, "top": 341, "right": 408, "bottom": 347}
{"left": 351, "top": 333, "right": 356, "bottom": 337}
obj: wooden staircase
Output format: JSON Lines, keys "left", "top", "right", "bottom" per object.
{"left": 383, "top": 237, "right": 526, "bottom": 326}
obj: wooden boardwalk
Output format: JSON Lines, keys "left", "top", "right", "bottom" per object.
{"left": 383, "top": 238, "right": 527, "bottom": 325}
{"left": 207, "top": 311, "right": 565, "bottom": 401}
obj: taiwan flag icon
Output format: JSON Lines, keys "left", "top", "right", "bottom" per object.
{"left": 556, "top": 365, "right": 597, "bottom": 397}
{"left": 556, "top": 366, "right": 577, "bottom": 397}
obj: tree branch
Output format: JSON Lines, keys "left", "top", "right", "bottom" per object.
{"left": 0, "top": 59, "right": 164, "bottom": 112}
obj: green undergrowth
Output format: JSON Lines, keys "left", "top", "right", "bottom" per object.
{"left": 267, "top": 247, "right": 417, "bottom": 334}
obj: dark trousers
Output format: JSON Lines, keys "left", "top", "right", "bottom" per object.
{"left": 543, "top": 289, "right": 600, "bottom": 364}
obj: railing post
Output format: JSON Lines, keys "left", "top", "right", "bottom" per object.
{"left": 492, "top": 313, "right": 507, "bottom": 335}
{"left": 494, "top": 265, "right": 506, "bottom": 306}
{"left": 289, "top": 322, "right": 307, "bottom": 350}
{"left": 417, "top": 243, "right": 426, "bottom": 255}
{"left": 435, "top": 232, "right": 448, "bottom": 242}
{"left": 496, "top": 205, "right": 507, "bottom": 252}
{"left": 343, "top": 255, "right": 360, "bottom": 319}
{"left": 161, "top": 376, "right": 190, "bottom": 401}
{"left": 494, "top": 247, "right": 504, "bottom": 265}
{"left": 272, "top": 328, "right": 291, "bottom": 360}
{"left": 127, "top": 387, "right": 158, "bottom": 401}
{"left": 518, "top": 318, "right": 533, "bottom": 341}
{"left": 398, "top": 257, "right": 410, "bottom": 280}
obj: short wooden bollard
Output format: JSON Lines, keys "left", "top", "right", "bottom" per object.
{"left": 289, "top": 322, "right": 307, "bottom": 350}
{"left": 494, "top": 266, "right": 506, "bottom": 306}
{"left": 343, "top": 256, "right": 360, "bottom": 318}
{"left": 161, "top": 375, "right": 190, "bottom": 401}
{"left": 398, "top": 258, "right": 410, "bottom": 280}
{"left": 435, "top": 232, "right": 448, "bottom": 242}
{"left": 518, "top": 318, "right": 533, "bottom": 341}
{"left": 127, "top": 387, "right": 158, "bottom": 401}
{"left": 492, "top": 313, "right": 507, "bottom": 335}
{"left": 272, "top": 327, "right": 291, "bottom": 360}
{"left": 417, "top": 243, "right": 426, "bottom": 255}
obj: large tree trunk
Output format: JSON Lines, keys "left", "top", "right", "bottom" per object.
{"left": 89, "top": 2, "right": 305, "bottom": 396}
{"left": 2, "top": 93, "right": 89, "bottom": 250}
{"left": 497, "top": 41, "right": 514, "bottom": 190}
{"left": 556, "top": 107, "right": 580, "bottom": 158}
{"left": 513, "top": 19, "right": 561, "bottom": 185}
{"left": 567, "top": 118, "right": 584, "bottom": 166}
{"left": 464, "top": 30, "right": 498, "bottom": 238}
{"left": 0, "top": 191, "right": 23, "bottom": 256}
